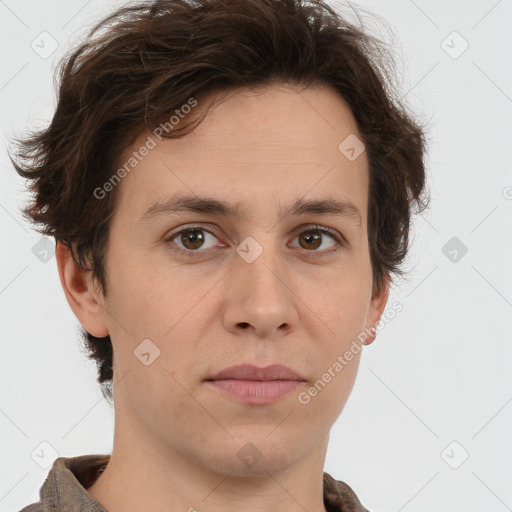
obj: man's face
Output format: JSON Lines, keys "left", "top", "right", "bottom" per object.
{"left": 94, "top": 83, "right": 386, "bottom": 475}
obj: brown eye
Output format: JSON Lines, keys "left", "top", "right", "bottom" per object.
{"left": 298, "top": 231, "right": 322, "bottom": 250}
{"left": 180, "top": 229, "right": 206, "bottom": 250}
{"left": 292, "top": 227, "right": 339, "bottom": 252}
{"left": 167, "top": 226, "right": 221, "bottom": 256}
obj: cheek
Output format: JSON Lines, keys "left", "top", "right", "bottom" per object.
{"left": 314, "top": 265, "right": 372, "bottom": 338}
{"left": 295, "top": 268, "right": 369, "bottom": 408}
{"left": 295, "top": 349, "right": 361, "bottom": 432}
{"left": 104, "top": 247, "right": 204, "bottom": 340}
{"left": 103, "top": 252, "right": 208, "bottom": 392}
{"left": 114, "top": 356, "right": 198, "bottom": 440}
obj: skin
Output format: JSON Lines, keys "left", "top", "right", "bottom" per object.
{"left": 57, "top": 82, "right": 389, "bottom": 512}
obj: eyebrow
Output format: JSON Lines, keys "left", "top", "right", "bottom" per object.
{"left": 138, "top": 193, "right": 362, "bottom": 226}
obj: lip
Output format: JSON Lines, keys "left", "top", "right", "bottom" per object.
{"left": 204, "top": 364, "right": 306, "bottom": 405}
{"left": 205, "top": 364, "right": 305, "bottom": 381}
{"left": 206, "top": 379, "right": 302, "bottom": 404}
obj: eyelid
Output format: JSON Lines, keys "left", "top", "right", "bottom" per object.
{"left": 165, "top": 222, "right": 346, "bottom": 257}
{"left": 165, "top": 223, "right": 225, "bottom": 257}
{"left": 289, "top": 224, "right": 346, "bottom": 255}
{"left": 292, "top": 224, "right": 344, "bottom": 244}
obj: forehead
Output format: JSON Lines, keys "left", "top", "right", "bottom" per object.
{"left": 182, "top": 82, "right": 363, "bottom": 153}
{"left": 112, "top": 83, "right": 369, "bottom": 223}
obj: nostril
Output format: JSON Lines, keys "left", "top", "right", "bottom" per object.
{"left": 239, "top": 322, "right": 250, "bottom": 329}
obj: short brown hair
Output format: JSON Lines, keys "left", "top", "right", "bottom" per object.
{"left": 10, "top": 0, "right": 430, "bottom": 403}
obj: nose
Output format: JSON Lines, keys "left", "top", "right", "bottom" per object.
{"left": 222, "top": 247, "right": 299, "bottom": 338}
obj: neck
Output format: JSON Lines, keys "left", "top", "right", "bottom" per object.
{"left": 87, "top": 400, "right": 330, "bottom": 512}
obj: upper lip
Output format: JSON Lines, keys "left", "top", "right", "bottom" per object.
{"left": 206, "top": 364, "right": 305, "bottom": 381}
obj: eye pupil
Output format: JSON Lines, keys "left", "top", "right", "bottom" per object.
{"left": 182, "top": 229, "right": 204, "bottom": 249}
{"left": 299, "top": 231, "right": 322, "bottom": 250}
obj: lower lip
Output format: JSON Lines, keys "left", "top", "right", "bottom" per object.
{"left": 205, "top": 379, "right": 303, "bottom": 404}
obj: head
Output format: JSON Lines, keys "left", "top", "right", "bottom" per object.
{"left": 11, "top": 0, "right": 428, "bottom": 475}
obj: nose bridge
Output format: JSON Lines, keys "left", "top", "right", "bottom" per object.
{"left": 236, "top": 233, "right": 286, "bottom": 299}
{"left": 223, "top": 232, "right": 298, "bottom": 336}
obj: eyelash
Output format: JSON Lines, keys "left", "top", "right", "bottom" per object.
{"left": 164, "top": 224, "right": 346, "bottom": 258}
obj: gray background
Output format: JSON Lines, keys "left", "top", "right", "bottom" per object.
{"left": 1, "top": 0, "right": 511, "bottom": 510}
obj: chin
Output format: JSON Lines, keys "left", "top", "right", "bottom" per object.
{"left": 199, "top": 434, "right": 303, "bottom": 477}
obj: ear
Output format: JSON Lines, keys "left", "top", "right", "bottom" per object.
{"left": 363, "top": 276, "right": 390, "bottom": 346}
{"left": 55, "top": 241, "right": 109, "bottom": 338}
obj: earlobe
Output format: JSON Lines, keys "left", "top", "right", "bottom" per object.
{"left": 55, "top": 241, "right": 109, "bottom": 338}
{"left": 363, "top": 277, "right": 390, "bottom": 346}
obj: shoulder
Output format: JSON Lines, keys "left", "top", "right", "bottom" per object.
{"left": 16, "top": 454, "right": 110, "bottom": 512}
{"left": 323, "top": 472, "right": 372, "bottom": 512}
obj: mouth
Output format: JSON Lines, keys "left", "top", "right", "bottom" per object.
{"left": 205, "top": 363, "right": 306, "bottom": 382}
{"left": 205, "top": 379, "right": 303, "bottom": 404}
{"left": 204, "top": 364, "right": 306, "bottom": 405}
